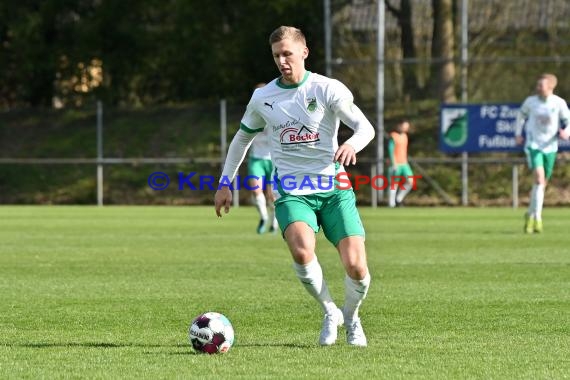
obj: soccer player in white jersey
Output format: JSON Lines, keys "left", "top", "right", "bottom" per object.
{"left": 248, "top": 83, "right": 279, "bottom": 234}
{"left": 515, "top": 73, "right": 570, "bottom": 233}
{"left": 215, "top": 26, "right": 375, "bottom": 346}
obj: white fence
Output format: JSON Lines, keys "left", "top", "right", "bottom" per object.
{"left": 2, "top": 100, "right": 566, "bottom": 207}
{"left": 0, "top": 155, "right": 541, "bottom": 208}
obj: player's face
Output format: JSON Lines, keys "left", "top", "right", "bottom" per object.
{"left": 271, "top": 38, "right": 308, "bottom": 85}
{"left": 536, "top": 78, "right": 552, "bottom": 97}
{"left": 399, "top": 122, "right": 410, "bottom": 133}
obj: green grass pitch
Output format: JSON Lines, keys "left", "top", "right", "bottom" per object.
{"left": 1, "top": 206, "right": 569, "bottom": 379}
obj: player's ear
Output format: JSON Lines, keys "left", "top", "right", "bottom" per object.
{"left": 302, "top": 46, "right": 309, "bottom": 59}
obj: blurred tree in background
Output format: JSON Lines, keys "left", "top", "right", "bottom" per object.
{"left": 0, "top": 0, "right": 323, "bottom": 108}
{"left": 1, "top": 0, "right": 569, "bottom": 108}
{"left": 1, "top": 0, "right": 570, "bottom": 205}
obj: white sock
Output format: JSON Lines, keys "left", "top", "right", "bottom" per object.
{"left": 267, "top": 199, "right": 278, "bottom": 228}
{"left": 396, "top": 180, "right": 413, "bottom": 203}
{"left": 343, "top": 272, "right": 371, "bottom": 323}
{"left": 388, "top": 188, "right": 397, "bottom": 207}
{"left": 528, "top": 184, "right": 537, "bottom": 217}
{"left": 535, "top": 184, "right": 545, "bottom": 221}
{"left": 293, "top": 258, "right": 336, "bottom": 314}
{"left": 252, "top": 193, "right": 268, "bottom": 221}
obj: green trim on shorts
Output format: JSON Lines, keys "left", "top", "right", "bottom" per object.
{"left": 273, "top": 167, "right": 286, "bottom": 197}
{"left": 274, "top": 187, "right": 365, "bottom": 247}
{"left": 527, "top": 148, "right": 556, "bottom": 179}
{"left": 390, "top": 163, "right": 414, "bottom": 179}
{"left": 248, "top": 157, "right": 273, "bottom": 179}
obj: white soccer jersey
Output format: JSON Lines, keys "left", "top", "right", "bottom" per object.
{"left": 249, "top": 128, "right": 271, "bottom": 160}
{"left": 518, "top": 94, "right": 570, "bottom": 153}
{"left": 240, "top": 71, "right": 353, "bottom": 195}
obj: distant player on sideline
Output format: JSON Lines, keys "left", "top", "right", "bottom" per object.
{"left": 215, "top": 26, "right": 375, "bottom": 346}
{"left": 387, "top": 120, "right": 414, "bottom": 207}
{"left": 248, "top": 83, "right": 278, "bottom": 234}
{"left": 515, "top": 73, "right": 570, "bottom": 233}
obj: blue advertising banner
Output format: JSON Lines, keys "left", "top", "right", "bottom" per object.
{"left": 439, "top": 103, "right": 570, "bottom": 153}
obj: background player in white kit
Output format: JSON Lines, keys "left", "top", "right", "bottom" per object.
{"left": 215, "top": 26, "right": 375, "bottom": 346}
{"left": 515, "top": 73, "right": 570, "bottom": 233}
{"left": 248, "top": 83, "right": 278, "bottom": 234}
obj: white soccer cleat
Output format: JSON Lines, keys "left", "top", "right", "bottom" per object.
{"left": 319, "top": 308, "right": 344, "bottom": 346}
{"left": 345, "top": 318, "right": 367, "bottom": 347}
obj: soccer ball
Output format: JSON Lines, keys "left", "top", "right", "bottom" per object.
{"left": 189, "top": 312, "right": 235, "bottom": 354}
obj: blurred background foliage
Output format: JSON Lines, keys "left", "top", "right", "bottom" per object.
{"left": 1, "top": 0, "right": 570, "bottom": 205}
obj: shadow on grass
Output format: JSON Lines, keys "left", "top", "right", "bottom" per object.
{"left": 237, "top": 342, "right": 314, "bottom": 348}
{"left": 8, "top": 341, "right": 316, "bottom": 354}
{"left": 166, "top": 342, "right": 316, "bottom": 355}
{"left": 481, "top": 229, "right": 519, "bottom": 235}
{"left": 8, "top": 342, "right": 187, "bottom": 349}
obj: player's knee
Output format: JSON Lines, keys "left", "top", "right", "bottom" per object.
{"left": 284, "top": 226, "right": 316, "bottom": 264}
{"left": 533, "top": 168, "right": 546, "bottom": 183}
{"left": 290, "top": 247, "right": 314, "bottom": 264}
{"left": 346, "top": 262, "right": 368, "bottom": 280}
{"left": 338, "top": 245, "right": 368, "bottom": 279}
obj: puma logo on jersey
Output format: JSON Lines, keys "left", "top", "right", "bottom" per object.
{"left": 264, "top": 101, "right": 275, "bottom": 110}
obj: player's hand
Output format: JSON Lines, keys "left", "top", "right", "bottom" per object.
{"left": 214, "top": 187, "right": 232, "bottom": 217}
{"left": 334, "top": 144, "right": 357, "bottom": 166}
{"left": 559, "top": 128, "right": 570, "bottom": 140}
{"left": 515, "top": 136, "right": 524, "bottom": 145}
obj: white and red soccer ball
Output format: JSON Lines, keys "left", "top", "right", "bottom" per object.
{"left": 189, "top": 312, "right": 235, "bottom": 354}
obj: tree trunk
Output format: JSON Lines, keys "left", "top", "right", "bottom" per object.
{"left": 400, "top": 0, "right": 420, "bottom": 98}
{"left": 431, "top": 0, "right": 457, "bottom": 102}
{"left": 386, "top": 0, "right": 420, "bottom": 98}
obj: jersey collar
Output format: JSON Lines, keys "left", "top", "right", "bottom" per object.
{"left": 276, "top": 71, "right": 311, "bottom": 89}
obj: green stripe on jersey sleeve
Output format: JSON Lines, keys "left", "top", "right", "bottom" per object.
{"left": 240, "top": 123, "right": 265, "bottom": 134}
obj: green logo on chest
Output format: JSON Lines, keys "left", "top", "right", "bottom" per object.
{"left": 307, "top": 97, "right": 317, "bottom": 112}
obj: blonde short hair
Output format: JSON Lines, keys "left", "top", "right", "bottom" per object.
{"left": 540, "top": 73, "right": 558, "bottom": 89}
{"left": 269, "top": 26, "right": 306, "bottom": 45}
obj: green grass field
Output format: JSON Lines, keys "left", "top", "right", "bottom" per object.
{"left": 1, "top": 206, "right": 569, "bottom": 379}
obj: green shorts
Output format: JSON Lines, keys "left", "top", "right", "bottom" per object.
{"left": 274, "top": 188, "right": 365, "bottom": 247}
{"left": 526, "top": 148, "right": 556, "bottom": 179}
{"left": 248, "top": 157, "right": 273, "bottom": 180}
{"left": 390, "top": 163, "right": 414, "bottom": 183}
